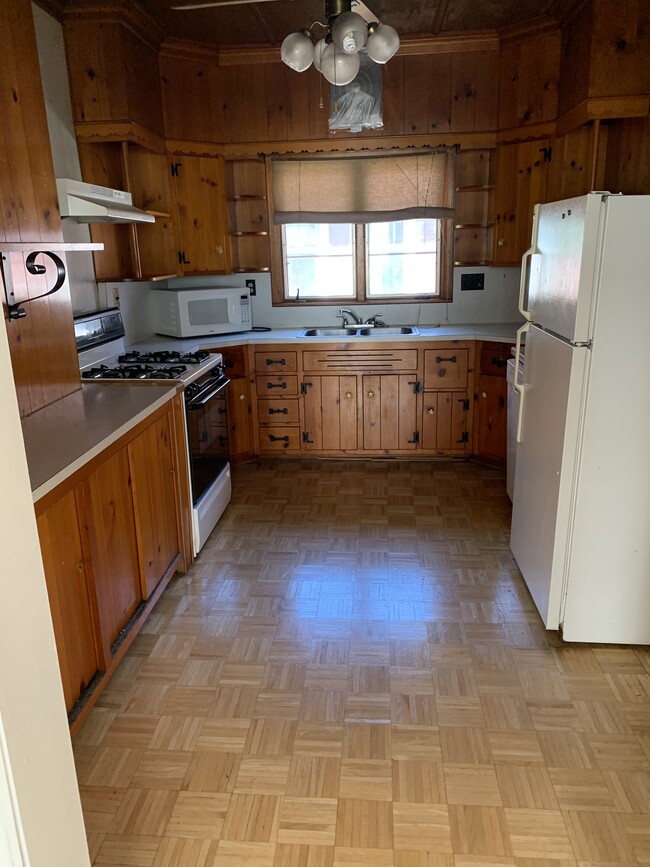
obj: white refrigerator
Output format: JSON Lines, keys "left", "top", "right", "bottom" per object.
{"left": 510, "top": 192, "right": 650, "bottom": 644}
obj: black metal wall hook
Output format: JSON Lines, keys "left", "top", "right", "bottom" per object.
{"left": 1, "top": 250, "right": 67, "bottom": 320}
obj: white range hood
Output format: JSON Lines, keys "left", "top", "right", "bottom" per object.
{"left": 56, "top": 178, "right": 155, "bottom": 224}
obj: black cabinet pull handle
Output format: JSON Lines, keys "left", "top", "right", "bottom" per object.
{"left": 269, "top": 434, "right": 289, "bottom": 442}
{"left": 491, "top": 357, "right": 508, "bottom": 368}
{"left": 269, "top": 407, "right": 288, "bottom": 415}
{"left": 224, "top": 359, "right": 234, "bottom": 368}
{"left": 267, "top": 382, "right": 287, "bottom": 390}
{"left": 436, "top": 355, "right": 457, "bottom": 363}
{"left": 266, "top": 358, "right": 286, "bottom": 366}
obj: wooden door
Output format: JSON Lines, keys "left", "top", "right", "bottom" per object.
{"left": 422, "top": 391, "right": 469, "bottom": 452}
{"left": 83, "top": 447, "right": 142, "bottom": 649}
{"left": 302, "top": 375, "right": 358, "bottom": 451}
{"left": 362, "top": 374, "right": 418, "bottom": 451}
{"left": 171, "top": 155, "right": 230, "bottom": 274}
{"left": 128, "top": 410, "right": 181, "bottom": 599}
{"left": 37, "top": 490, "right": 102, "bottom": 712}
{"left": 476, "top": 375, "right": 507, "bottom": 462}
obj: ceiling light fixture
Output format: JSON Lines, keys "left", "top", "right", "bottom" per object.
{"left": 280, "top": 0, "right": 399, "bottom": 86}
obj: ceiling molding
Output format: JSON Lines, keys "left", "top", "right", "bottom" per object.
{"left": 63, "top": 0, "right": 166, "bottom": 50}
{"left": 160, "top": 36, "right": 222, "bottom": 62}
{"left": 498, "top": 16, "right": 560, "bottom": 46}
{"left": 74, "top": 121, "right": 167, "bottom": 153}
{"left": 32, "top": 0, "right": 65, "bottom": 21}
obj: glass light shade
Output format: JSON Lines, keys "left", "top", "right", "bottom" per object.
{"left": 313, "top": 38, "right": 327, "bottom": 72}
{"left": 332, "top": 11, "right": 367, "bottom": 54}
{"left": 366, "top": 23, "right": 400, "bottom": 63}
{"left": 281, "top": 30, "right": 314, "bottom": 72}
{"left": 320, "top": 42, "right": 360, "bottom": 85}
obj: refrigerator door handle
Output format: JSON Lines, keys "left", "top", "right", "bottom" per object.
{"left": 513, "top": 321, "right": 531, "bottom": 442}
{"left": 518, "top": 206, "right": 541, "bottom": 320}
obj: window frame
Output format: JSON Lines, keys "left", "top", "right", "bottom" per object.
{"left": 270, "top": 219, "right": 453, "bottom": 307}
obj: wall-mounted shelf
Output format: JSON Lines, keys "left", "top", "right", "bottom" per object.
{"left": 225, "top": 158, "right": 271, "bottom": 274}
{"left": 0, "top": 242, "right": 104, "bottom": 252}
{"left": 455, "top": 184, "right": 495, "bottom": 193}
{"left": 453, "top": 150, "right": 496, "bottom": 267}
{"left": 453, "top": 222, "right": 494, "bottom": 230}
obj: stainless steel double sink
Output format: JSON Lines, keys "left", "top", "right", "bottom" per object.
{"left": 298, "top": 326, "right": 419, "bottom": 338}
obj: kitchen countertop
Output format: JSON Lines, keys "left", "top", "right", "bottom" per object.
{"left": 22, "top": 323, "right": 520, "bottom": 503}
{"left": 23, "top": 382, "right": 178, "bottom": 502}
{"left": 127, "top": 322, "right": 521, "bottom": 354}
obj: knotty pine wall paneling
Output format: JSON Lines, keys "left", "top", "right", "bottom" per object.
{"left": 603, "top": 116, "right": 650, "bottom": 194}
{"left": 1, "top": 0, "right": 81, "bottom": 418}
{"left": 63, "top": 4, "right": 165, "bottom": 135}
{"left": 499, "top": 25, "right": 561, "bottom": 129}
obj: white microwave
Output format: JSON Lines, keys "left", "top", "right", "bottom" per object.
{"left": 151, "top": 287, "right": 252, "bottom": 338}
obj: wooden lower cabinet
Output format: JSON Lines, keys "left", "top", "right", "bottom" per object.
{"left": 83, "top": 447, "right": 142, "bottom": 649}
{"left": 221, "top": 347, "right": 254, "bottom": 461}
{"left": 35, "top": 397, "right": 190, "bottom": 725}
{"left": 421, "top": 391, "right": 470, "bottom": 453}
{"left": 129, "top": 410, "right": 181, "bottom": 599}
{"left": 37, "top": 490, "right": 102, "bottom": 713}
{"left": 302, "top": 375, "right": 358, "bottom": 451}
{"left": 363, "top": 374, "right": 419, "bottom": 451}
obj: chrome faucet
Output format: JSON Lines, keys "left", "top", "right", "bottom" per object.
{"left": 337, "top": 308, "right": 362, "bottom": 326}
{"left": 364, "top": 314, "right": 386, "bottom": 327}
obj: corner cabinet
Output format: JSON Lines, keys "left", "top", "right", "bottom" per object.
{"left": 221, "top": 346, "right": 255, "bottom": 460}
{"left": 35, "top": 396, "right": 190, "bottom": 726}
{"left": 225, "top": 157, "right": 271, "bottom": 274}
{"left": 473, "top": 341, "right": 511, "bottom": 464}
{"left": 170, "top": 155, "right": 231, "bottom": 274}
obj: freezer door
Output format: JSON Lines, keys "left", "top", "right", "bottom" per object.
{"left": 528, "top": 194, "right": 604, "bottom": 342}
{"left": 510, "top": 326, "right": 589, "bottom": 628}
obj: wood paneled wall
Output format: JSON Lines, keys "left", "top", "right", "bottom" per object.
{"left": 498, "top": 24, "right": 560, "bottom": 130}
{"left": 160, "top": 45, "right": 501, "bottom": 146}
{"left": 0, "top": 0, "right": 80, "bottom": 418}
{"left": 603, "top": 116, "right": 650, "bottom": 194}
{"left": 64, "top": 3, "right": 166, "bottom": 136}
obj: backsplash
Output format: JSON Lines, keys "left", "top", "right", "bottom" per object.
{"left": 103, "top": 266, "right": 521, "bottom": 343}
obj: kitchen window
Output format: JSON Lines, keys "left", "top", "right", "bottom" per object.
{"left": 269, "top": 150, "right": 454, "bottom": 305}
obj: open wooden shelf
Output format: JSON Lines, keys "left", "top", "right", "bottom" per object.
{"left": 227, "top": 195, "right": 267, "bottom": 202}
{"left": 0, "top": 242, "right": 104, "bottom": 252}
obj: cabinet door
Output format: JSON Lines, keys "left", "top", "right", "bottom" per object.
{"left": 493, "top": 140, "right": 549, "bottom": 265}
{"left": 37, "top": 490, "right": 101, "bottom": 712}
{"left": 302, "top": 375, "right": 358, "bottom": 451}
{"left": 84, "top": 447, "right": 142, "bottom": 648}
{"left": 363, "top": 375, "right": 419, "bottom": 451}
{"left": 172, "top": 155, "right": 230, "bottom": 274}
{"left": 422, "top": 391, "right": 469, "bottom": 453}
{"left": 228, "top": 375, "right": 254, "bottom": 459}
{"left": 128, "top": 410, "right": 181, "bottom": 599}
{"left": 476, "top": 375, "right": 507, "bottom": 462}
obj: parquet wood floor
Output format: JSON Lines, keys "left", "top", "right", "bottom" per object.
{"left": 73, "top": 459, "right": 650, "bottom": 867}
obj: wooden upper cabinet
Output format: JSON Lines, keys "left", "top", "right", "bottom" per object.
{"left": 77, "top": 141, "right": 178, "bottom": 281}
{"left": 171, "top": 156, "right": 230, "bottom": 275}
{"left": 63, "top": 3, "right": 165, "bottom": 134}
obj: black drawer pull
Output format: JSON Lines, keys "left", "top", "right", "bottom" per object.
{"left": 491, "top": 357, "right": 508, "bottom": 368}
{"left": 267, "top": 382, "right": 287, "bottom": 390}
{"left": 269, "top": 407, "right": 288, "bottom": 415}
{"left": 266, "top": 358, "right": 286, "bottom": 366}
{"left": 224, "top": 359, "right": 234, "bottom": 368}
{"left": 269, "top": 434, "right": 289, "bottom": 442}
{"left": 436, "top": 355, "right": 457, "bottom": 364}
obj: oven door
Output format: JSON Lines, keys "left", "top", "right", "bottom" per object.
{"left": 186, "top": 375, "right": 230, "bottom": 507}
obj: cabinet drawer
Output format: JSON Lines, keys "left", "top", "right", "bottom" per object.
{"left": 257, "top": 398, "right": 300, "bottom": 425}
{"left": 256, "top": 375, "right": 299, "bottom": 395}
{"left": 255, "top": 351, "right": 298, "bottom": 373}
{"left": 259, "top": 426, "right": 302, "bottom": 452}
{"left": 423, "top": 349, "right": 469, "bottom": 389}
{"left": 480, "top": 344, "right": 511, "bottom": 377}
{"left": 221, "top": 347, "right": 247, "bottom": 377}
{"left": 303, "top": 349, "right": 417, "bottom": 372}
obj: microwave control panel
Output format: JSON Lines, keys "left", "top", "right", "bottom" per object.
{"left": 240, "top": 295, "right": 252, "bottom": 326}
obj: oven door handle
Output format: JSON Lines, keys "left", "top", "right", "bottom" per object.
{"left": 187, "top": 377, "right": 230, "bottom": 409}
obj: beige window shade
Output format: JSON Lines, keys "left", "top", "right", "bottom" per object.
{"left": 271, "top": 150, "right": 454, "bottom": 224}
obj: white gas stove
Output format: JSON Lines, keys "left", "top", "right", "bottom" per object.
{"left": 74, "top": 308, "right": 232, "bottom": 555}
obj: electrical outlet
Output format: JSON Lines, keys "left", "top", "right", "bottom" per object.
{"left": 111, "top": 286, "right": 120, "bottom": 307}
{"left": 245, "top": 278, "right": 256, "bottom": 296}
{"left": 460, "top": 272, "right": 485, "bottom": 291}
